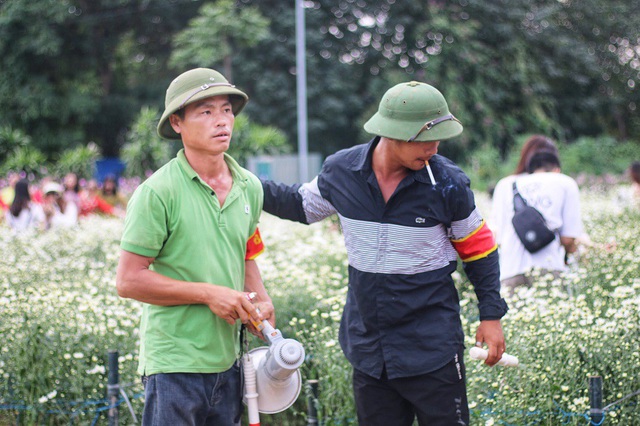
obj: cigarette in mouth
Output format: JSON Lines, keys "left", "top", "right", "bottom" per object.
{"left": 425, "top": 161, "right": 436, "bottom": 185}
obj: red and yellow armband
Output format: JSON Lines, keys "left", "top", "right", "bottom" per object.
{"left": 245, "top": 227, "right": 265, "bottom": 260}
{"left": 451, "top": 220, "right": 497, "bottom": 262}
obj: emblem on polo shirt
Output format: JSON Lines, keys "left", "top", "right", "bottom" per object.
{"left": 415, "top": 217, "right": 426, "bottom": 223}
{"left": 245, "top": 205, "right": 250, "bottom": 214}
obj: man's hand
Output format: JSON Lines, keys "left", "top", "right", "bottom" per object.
{"left": 475, "top": 319, "right": 506, "bottom": 366}
{"left": 204, "top": 286, "right": 264, "bottom": 326}
{"left": 242, "top": 259, "right": 275, "bottom": 339}
{"left": 244, "top": 299, "right": 275, "bottom": 339}
{"left": 560, "top": 236, "right": 578, "bottom": 254}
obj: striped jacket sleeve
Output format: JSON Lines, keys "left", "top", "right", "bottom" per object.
{"left": 262, "top": 177, "right": 337, "bottom": 225}
{"left": 447, "top": 179, "right": 507, "bottom": 320}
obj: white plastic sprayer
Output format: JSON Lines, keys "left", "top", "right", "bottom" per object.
{"left": 242, "top": 316, "right": 305, "bottom": 426}
{"left": 469, "top": 346, "right": 519, "bottom": 367}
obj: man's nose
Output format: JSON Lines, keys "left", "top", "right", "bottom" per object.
{"left": 423, "top": 144, "right": 438, "bottom": 155}
{"left": 216, "top": 115, "right": 231, "bottom": 127}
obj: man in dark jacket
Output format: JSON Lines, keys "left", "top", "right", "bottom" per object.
{"left": 262, "top": 81, "right": 508, "bottom": 425}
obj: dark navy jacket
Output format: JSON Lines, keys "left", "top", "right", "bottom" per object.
{"left": 262, "top": 137, "right": 508, "bottom": 379}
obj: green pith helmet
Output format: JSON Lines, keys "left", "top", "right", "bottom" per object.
{"left": 157, "top": 68, "right": 249, "bottom": 140}
{"left": 363, "top": 81, "right": 463, "bottom": 142}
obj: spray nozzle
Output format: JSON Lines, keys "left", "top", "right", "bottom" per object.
{"left": 260, "top": 320, "right": 284, "bottom": 345}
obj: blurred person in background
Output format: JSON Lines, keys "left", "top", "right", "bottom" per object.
{"left": 0, "top": 171, "right": 20, "bottom": 210}
{"left": 4, "top": 178, "right": 45, "bottom": 232}
{"left": 62, "top": 171, "right": 81, "bottom": 208}
{"left": 0, "top": 192, "right": 6, "bottom": 219}
{"left": 491, "top": 135, "right": 559, "bottom": 287}
{"left": 42, "top": 182, "right": 78, "bottom": 229}
{"left": 30, "top": 176, "right": 54, "bottom": 205}
{"left": 100, "top": 175, "right": 128, "bottom": 215}
{"left": 629, "top": 161, "right": 640, "bottom": 201}
{"left": 116, "top": 67, "right": 274, "bottom": 426}
{"left": 491, "top": 149, "right": 583, "bottom": 296}
{"left": 78, "top": 179, "right": 115, "bottom": 217}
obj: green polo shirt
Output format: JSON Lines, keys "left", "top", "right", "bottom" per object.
{"left": 120, "top": 149, "right": 263, "bottom": 375}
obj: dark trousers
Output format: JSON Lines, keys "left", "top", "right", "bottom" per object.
{"left": 353, "top": 349, "right": 469, "bottom": 426}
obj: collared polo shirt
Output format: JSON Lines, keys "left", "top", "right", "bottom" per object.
{"left": 121, "top": 149, "right": 263, "bottom": 375}
{"left": 262, "top": 137, "right": 507, "bottom": 380}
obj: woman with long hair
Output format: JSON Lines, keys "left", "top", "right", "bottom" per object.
{"left": 5, "top": 179, "right": 45, "bottom": 231}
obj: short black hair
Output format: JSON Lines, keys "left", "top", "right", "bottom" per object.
{"left": 527, "top": 151, "right": 561, "bottom": 173}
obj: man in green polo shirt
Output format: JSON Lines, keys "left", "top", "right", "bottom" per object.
{"left": 116, "top": 68, "right": 274, "bottom": 426}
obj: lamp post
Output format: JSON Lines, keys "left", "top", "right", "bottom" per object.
{"left": 295, "top": 0, "right": 309, "bottom": 182}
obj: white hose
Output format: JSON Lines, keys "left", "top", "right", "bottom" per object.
{"left": 469, "top": 347, "right": 519, "bottom": 367}
{"left": 243, "top": 353, "right": 260, "bottom": 426}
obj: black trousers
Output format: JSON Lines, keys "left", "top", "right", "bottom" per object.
{"left": 352, "top": 348, "right": 469, "bottom": 426}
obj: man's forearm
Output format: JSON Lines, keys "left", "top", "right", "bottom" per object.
{"left": 244, "top": 260, "right": 271, "bottom": 303}
{"left": 463, "top": 251, "right": 508, "bottom": 320}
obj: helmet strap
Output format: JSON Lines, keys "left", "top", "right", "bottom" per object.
{"left": 178, "top": 82, "right": 236, "bottom": 109}
{"left": 407, "top": 114, "right": 460, "bottom": 142}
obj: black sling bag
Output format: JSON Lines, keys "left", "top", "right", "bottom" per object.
{"left": 511, "top": 182, "right": 556, "bottom": 253}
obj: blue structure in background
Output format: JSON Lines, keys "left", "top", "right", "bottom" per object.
{"left": 95, "top": 158, "right": 125, "bottom": 183}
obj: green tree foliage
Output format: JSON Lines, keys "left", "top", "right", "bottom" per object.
{"left": 234, "top": 0, "right": 374, "bottom": 157}
{"left": 0, "top": 0, "right": 201, "bottom": 157}
{"left": 227, "top": 114, "right": 290, "bottom": 166}
{"left": 0, "top": 0, "right": 638, "bottom": 169}
{"left": 169, "top": 0, "right": 270, "bottom": 82}
{"left": 120, "top": 107, "right": 175, "bottom": 178}
{"left": 559, "top": 136, "right": 640, "bottom": 177}
{"left": 0, "top": 146, "right": 48, "bottom": 177}
{"left": 0, "top": 126, "right": 31, "bottom": 163}
{"left": 52, "top": 143, "right": 101, "bottom": 180}
{"left": 303, "top": 0, "right": 640, "bottom": 161}
{"left": 0, "top": 1, "right": 79, "bottom": 156}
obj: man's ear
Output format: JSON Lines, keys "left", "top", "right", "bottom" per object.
{"left": 169, "top": 114, "right": 182, "bottom": 135}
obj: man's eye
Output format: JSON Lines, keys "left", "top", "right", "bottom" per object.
{"left": 202, "top": 110, "right": 211, "bottom": 115}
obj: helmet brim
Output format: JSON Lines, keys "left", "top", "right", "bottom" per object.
{"left": 364, "top": 112, "right": 463, "bottom": 142}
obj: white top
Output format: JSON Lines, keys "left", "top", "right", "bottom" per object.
{"left": 5, "top": 203, "right": 45, "bottom": 232}
{"left": 490, "top": 172, "right": 583, "bottom": 280}
{"left": 48, "top": 201, "right": 78, "bottom": 228}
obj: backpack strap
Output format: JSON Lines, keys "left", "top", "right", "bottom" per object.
{"left": 512, "top": 181, "right": 528, "bottom": 212}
